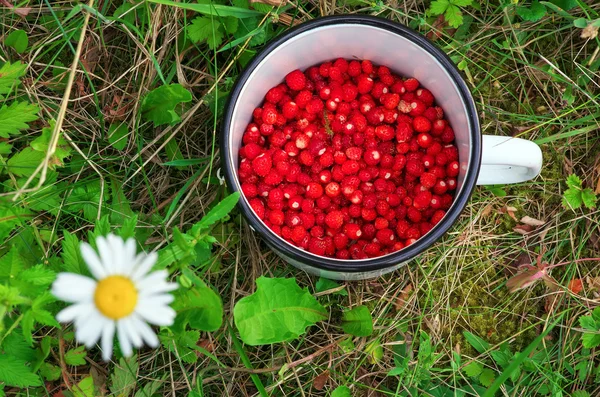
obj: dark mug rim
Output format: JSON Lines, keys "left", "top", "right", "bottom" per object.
{"left": 221, "top": 14, "right": 481, "bottom": 273}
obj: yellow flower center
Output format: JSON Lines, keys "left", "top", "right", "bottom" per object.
{"left": 94, "top": 276, "right": 138, "bottom": 320}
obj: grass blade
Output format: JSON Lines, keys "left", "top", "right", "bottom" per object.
{"left": 146, "top": 0, "right": 263, "bottom": 18}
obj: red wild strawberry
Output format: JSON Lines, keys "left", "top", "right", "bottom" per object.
{"left": 325, "top": 210, "right": 344, "bottom": 229}
{"left": 375, "top": 125, "right": 395, "bottom": 141}
{"left": 433, "top": 180, "right": 447, "bottom": 195}
{"left": 241, "top": 183, "right": 258, "bottom": 198}
{"left": 371, "top": 82, "right": 388, "bottom": 99}
{"left": 295, "top": 90, "right": 312, "bottom": 108}
{"left": 376, "top": 229, "right": 395, "bottom": 246}
{"left": 305, "top": 182, "right": 323, "bottom": 199}
{"left": 252, "top": 153, "right": 272, "bottom": 176}
{"left": 242, "top": 143, "right": 262, "bottom": 160}
{"left": 348, "top": 60, "right": 362, "bottom": 76}
{"left": 409, "top": 100, "right": 426, "bottom": 116}
{"left": 381, "top": 93, "right": 400, "bottom": 109}
{"left": 308, "top": 237, "right": 327, "bottom": 255}
{"left": 397, "top": 100, "right": 412, "bottom": 114}
{"left": 413, "top": 116, "right": 432, "bottom": 133}
{"left": 295, "top": 134, "right": 310, "bottom": 149}
{"left": 364, "top": 148, "right": 381, "bottom": 166}
{"left": 290, "top": 225, "right": 307, "bottom": 244}
{"left": 325, "top": 182, "right": 340, "bottom": 197}
{"left": 341, "top": 160, "right": 360, "bottom": 175}
{"left": 430, "top": 195, "right": 442, "bottom": 209}
{"left": 285, "top": 70, "right": 306, "bottom": 91}
{"left": 432, "top": 119, "right": 446, "bottom": 135}
{"left": 329, "top": 66, "right": 343, "bottom": 81}
{"left": 268, "top": 209, "right": 285, "bottom": 225}
{"left": 420, "top": 172, "right": 436, "bottom": 189}
{"left": 431, "top": 210, "right": 446, "bottom": 225}
{"left": 266, "top": 87, "right": 284, "bottom": 104}
{"left": 262, "top": 108, "right": 278, "bottom": 125}
{"left": 447, "top": 161, "right": 459, "bottom": 177}
{"left": 349, "top": 190, "right": 363, "bottom": 204}
{"left": 404, "top": 78, "right": 419, "bottom": 92}
{"left": 413, "top": 191, "right": 432, "bottom": 210}
{"left": 264, "top": 170, "right": 283, "bottom": 185}
{"left": 441, "top": 126, "right": 455, "bottom": 143}
{"left": 446, "top": 178, "right": 457, "bottom": 190}
{"left": 343, "top": 223, "right": 362, "bottom": 239}
{"left": 361, "top": 59, "right": 374, "bottom": 74}
{"left": 407, "top": 206, "right": 422, "bottom": 223}
{"left": 417, "top": 133, "right": 433, "bottom": 148}
{"left": 249, "top": 198, "right": 265, "bottom": 219}
{"left": 406, "top": 159, "right": 424, "bottom": 176}
{"left": 333, "top": 233, "right": 349, "bottom": 249}
{"left": 288, "top": 195, "right": 303, "bottom": 210}
{"left": 361, "top": 207, "right": 377, "bottom": 221}
{"left": 416, "top": 88, "right": 434, "bottom": 106}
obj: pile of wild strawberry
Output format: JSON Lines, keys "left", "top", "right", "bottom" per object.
{"left": 238, "top": 59, "right": 459, "bottom": 259}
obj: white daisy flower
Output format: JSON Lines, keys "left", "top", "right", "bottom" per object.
{"left": 52, "top": 233, "right": 178, "bottom": 361}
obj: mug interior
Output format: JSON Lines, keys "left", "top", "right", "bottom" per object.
{"left": 223, "top": 17, "right": 480, "bottom": 272}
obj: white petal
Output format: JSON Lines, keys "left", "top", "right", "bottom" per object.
{"left": 80, "top": 243, "right": 107, "bottom": 280}
{"left": 122, "top": 238, "right": 137, "bottom": 276}
{"left": 121, "top": 317, "right": 142, "bottom": 348}
{"left": 56, "top": 303, "right": 93, "bottom": 323}
{"left": 130, "top": 314, "right": 159, "bottom": 348}
{"left": 107, "top": 234, "right": 125, "bottom": 275}
{"left": 52, "top": 274, "right": 96, "bottom": 303}
{"left": 117, "top": 320, "right": 133, "bottom": 357}
{"left": 76, "top": 310, "right": 106, "bottom": 348}
{"left": 135, "top": 304, "right": 176, "bottom": 326}
{"left": 131, "top": 252, "right": 158, "bottom": 281}
{"left": 101, "top": 320, "right": 116, "bottom": 361}
{"left": 138, "top": 281, "right": 178, "bottom": 298}
{"left": 96, "top": 236, "right": 115, "bottom": 275}
{"left": 138, "top": 294, "right": 174, "bottom": 306}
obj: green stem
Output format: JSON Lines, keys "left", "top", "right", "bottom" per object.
{"left": 227, "top": 321, "right": 269, "bottom": 397}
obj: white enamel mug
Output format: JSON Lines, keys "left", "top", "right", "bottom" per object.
{"left": 221, "top": 15, "right": 543, "bottom": 280}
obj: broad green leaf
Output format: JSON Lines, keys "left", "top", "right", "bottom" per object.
{"left": 517, "top": 0, "right": 547, "bottom": 22}
{"left": 0, "top": 355, "right": 41, "bottom": 387}
{"left": 315, "top": 277, "right": 347, "bottom": 295}
{"left": 573, "top": 18, "right": 588, "bottom": 28}
{"left": 463, "top": 361, "right": 483, "bottom": 377}
{"left": 223, "top": 17, "right": 239, "bottom": 34}
{"left": 5, "top": 29, "right": 28, "bottom": 54}
{"left": 0, "top": 245, "right": 27, "bottom": 280}
{"left": 429, "top": 0, "right": 449, "bottom": 15}
{"left": 73, "top": 375, "right": 95, "bottom": 397}
{"left": 364, "top": 338, "right": 383, "bottom": 364}
{"left": 463, "top": 331, "right": 490, "bottom": 354}
{"left": 233, "top": 277, "right": 327, "bottom": 345}
{"left": 141, "top": 84, "right": 192, "bottom": 126}
{"left": 108, "top": 122, "right": 129, "bottom": 150}
{"left": 159, "top": 330, "right": 200, "bottom": 363}
{"left": 490, "top": 349, "right": 512, "bottom": 368}
{"left": 0, "top": 101, "right": 39, "bottom": 138}
{"left": 452, "top": 0, "right": 472, "bottom": 6}
{"left": 1, "top": 333, "right": 36, "bottom": 362}
{"left": 39, "top": 363, "right": 61, "bottom": 381}
{"left": 341, "top": 306, "right": 373, "bottom": 336}
{"left": 146, "top": 0, "right": 262, "bottom": 17}
{"left": 331, "top": 385, "right": 352, "bottom": 397}
{"left": 0, "top": 142, "right": 12, "bottom": 155}
{"left": 566, "top": 174, "right": 582, "bottom": 189}
{"left": 7, "top": 147, "right": 45, "bottom": 177}
{"left": 172, "top": 284, "right": 223, "bottom": 332}
{"left": 187, "top": 17, "right": 219, "bottom": 44}
{"left": 582, "top": 188, "right": 597, "bottom": 209}
{"left": 582, "top": 333, "right": 600, "bottom": 349}
{"left": 195, "top": 192, "right": 240, "bottom": 231}
{"left": 234, "top": 17, "right": 267, "bottom": 47}
{"left": 478, "top": 368, "right": 495, "bottom": 387}
{"left": 579, "top": 314, "right": 597, "bottom": 330}
{"left": 444, "top": 4, "right": 464, "bottom": 28}
{"left": 549, "top": 0, "right": 577, "bottom": 10}
{"left": 61, "top": 231, "right": 88, "bottom": 275}
{"left": 0, "top": 62, "right": 27, "bottom": 95}
{"left": 65, "top": 345, "right": 87, "bottom": 366}
{"left": 110, "top": 355, "right": 139, "bottom": 396}
{"left": 206, "top": 28, "right": 225, "bottom": 50}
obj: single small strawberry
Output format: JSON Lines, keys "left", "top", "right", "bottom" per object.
{"left": 308, "top": 237, "right": 327, "bottom": 256}
{"left": 446, "top": 161, "right": 460, "bottom": 177}
{"left": 375, "top": 125, "right": 395, "bottom": 141}
{"left": 413, "top": 191, "right": 432, "bottom": 210}
{"left": 441, "top": 126, "right": 455, "bottom": 143}
{"left": 249, "top": 198, "right": 265, "bottom": 219}
{"left": 409, "top": 100, "right": 426, "bottom": 116}
{"left": 404, "top": 78, "right": 419, "bottom": 92}
{"left": 420, "top": 172, "right": 436, "bottom": 189}
{"left": 416, "top": 88, "right": 434, "bottom": 106}
{"left": 376, "top": 228, "right": 395, "bottom": 246}
{"left": 380, "top": 93, "right": 400, "bottom": 109}
{"left": 295, "top": 134, "right": 310, "bottom": 149}
{"left": 285, "top": 69, "right": 306, "bottom": 91}
{"left": 431, "top": 210, "right": 446, "bottom": 225}
{"left": 252, "top": 153, "right": 272, "bottom": 176}
{"left": 343, "top": 223, "right": 362, "bottom": 239}
{"left": 361, "top": 207, "right": 377, "bottom": 221}
{"left": 417, "top": 133, "right": 433, "bottom": 148}
{"left": 325, "top": 182, "right": 341, "bottom": 197}
{"left": 325, "top": 210, "right": 344, "bottom": 229}
{"left": 413, "top": 116, "right": 432, "bottom": 133}
{"left": 407, "top": 206, "right": 422, "bottom": 223}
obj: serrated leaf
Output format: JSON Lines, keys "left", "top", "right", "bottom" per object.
{"left": 581, "top": 188, "right": 597, "bottom": 209}
{"left": 463, "top": 331, "right": 490, "bottom": 354}
{"left": 108, "top": 122, "right": 129, "bottom": 150}
{"left": 331, "top": 385, "right": 352, "bottom": 397}
{"left": 141, "top": 84, "right": 192, "bottom": 126}
{"left": 233, "top": 277, "right": 327, "bottom": 345}
{"left": 479, "top": 368, "right": 495, "bottom": 387}
{"left": 187, "top": 17, "right": 219, "bottom": 43}
{"left": 159, "top": 330, "right": 200, "bottom": 363}
{"left": 73, "top": 375, "right": 95, "bottom": 397}
{"left": 0, "top": 101, "right": 39, "bottom": 138}
{"left": 110, "top": 355, "right": 138, "bottom": 396}
{"left": 7, "top": 147, "right": 45, "bottom": 177}
{"left": 341, "top": 306, "right": 373, "bottom": 337}
{"left": 223, "top": 16, "right": 239, "bottom": 34}
{"left": 172, "top": 284, "right": 223, "bottom": 332}
{"left": 61, "top": 231, "right": 88, "bottom": 275}
{"left": 429, "top": 0, "right": 449, "bottom": 15}
{"left": 445, "top": 4, "right": 464, "bottom": 28}
{"left": 0, "top": 142, "right": 12, "bottom": 155}
{"left": 5, "top": 29, "right": 28, "bottom": 54}
{"left": 21, "top": 310, "right": 34, "bottom": 345}
{"left": 0, "top": 62, "right": 27, "bottom": 95}
{"left": 566, "top": 174, "right": 582, "bottom": 189}
{"left": 195, "top": 192, "right": 240, "bottom": 231}
{"left": 452, "top": 0, "right": 472, "bottom": 6}
{"left": 490, "top": 350, "right": 512, "bottom": 368}
{"left": 579, "top": 314, "right": 597, "bottom": 331}
{"left": 30, "top": 120, "right": 72, "bottom": 167}
{"left": 18, "top": 264, "right": 56, "bottom": 286}
{"left": 572, "top": 391, "right": 591, "bottom": 397}
{"left": 517, "top": 0, "right": 547, "bottom": 22}
{"left": 0, "top": 355, "right": 41, "bottom": 387}
{"left": 563, "top": 188, "right": 583, "bottom": 209}
{"left": 39, "top": 362, "right": 61, "bottom": 381}
{"left": 0, "top": 245, "right": 27, "bottom": 280}
{"left": 206, "top": 28, "right": 225, "bottom": 49}
{"left": 134, "top": 377, "right": 165, "bottom": 397}
{"left": 65, "top": 345, "right": 87, "bottom": 366}
{"left": 0, "top": 205, "right": 32, "bottom": 242}
{"left": 1, "top": 333, "right": 36, "bottom": 362}
{"left": 582, "top": 332, "right": 600, "bottom": 348}
{"left": 463, "top": 361, "right": 483, "bottom": 377}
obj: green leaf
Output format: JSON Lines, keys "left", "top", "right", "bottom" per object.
{"left": 7, "top": 147, "right": 45, "bottom": 177}
{"left": 1, "top": 333, "right": 36, "bottom": 362}
{"left": 223, "top": 16, "right": 239, "bottom": 34}
{"left": 315, "top": 277, "right": 347, "bottom": 295}
{"left": 159, "top": 330, "right": 200, "bottom": 363}
{"left": 233, "top": 277, "right": 327, "bottom": 345}
{"left": 563, "top": 188, "right": 583, "bottom": 209}
{"left": 463, "top": 331, "right": 490, "bottom": 354}
{"left": 566, "top": 174, "right": 583, "bottom": 189}
{"left": 110, "top": 355, "right": 139, "bottom": 396}
{"left": 21, "top": 310, "right": 34, "bottom": 345}
{"left": 572, "top": 391, "right": 591, "bottom": 397}
{"left": 341, "top": 306, "right": 373, "bottom": 336}
{"left": 18, "top": 265, "right": 56, "bottom": 286}
{"left": 549, "top": 0, "right": 577, "bottom": 10}
{"left": 0, "top": 142, "right": 12, "bottom": 155}
{"left": 579, "top": 314, "right": 597, "bottom": 330}
{"left": 452, "top": 0, "right": 472, "bottom": 6}
{"left": 478, "top": 368, "right": 495, "bottom": 387}
{"left": 463, "top": 361, "right": 483, "bottom": 377}
{"left": 0, "top": 206, "right": 32, "bottom": 242}
{"left": 331, "top": 385, "right": 352, "bottom": 397}
{"left": 65, "top": 345, "right": 87, "bottom": 366}
{"left": 206, "top": 28, "right": 225, "bottom": 50}
{"left": 108, "top": 122, "right": 129, "bottom": 150}
{"left": 134, "top": 377, "right": 165, "bottom": 397}
{"left": 141, "top": 84, "right": 192, "bottom": 126}
{"left": 39, "top": 363, "right": 61, "bottom": 381}
{"left": 582, "top": 188, "right": 597, "bottom": 209}
{"left": 30, "top": 120, "right": 72, "bottom": 167}
{"left": 172, "top": 284, "right": 223, "bottom": 332}
{"left": 490, "top": 349, "right": 512, "bottom": 368}
{"left": 187, "top": 17, "right": 219, "bottom": 43}
{"left": 0, "top": 245, "right": 27, "bottom": 280}
{"left": 61, "top": 231, "right": 88, "bottom": 275}
{"left": 147, "top": 0, "right": 263, "bottom": 17}
{"left": 582, "top": 333, "right": 600, "bottom": 349}
{"left": 444, "top": 4, "right": 464, "bottom": 28}
{"left": 0, "top": 101, "right": 39, "bottom": 138}
{"left": 517, "top": 0, "right": 547, "bottom": 22}
{"left": 5, "top": 29, "right": 28, "bottom": 54}
{"left": 0, "top": 355, "right": 41, "bottom": 387}
{"left": 0, "top": 62, "right": 27, "bottom": 95}
{"left": 364, "top": 338, "right": 383, "bottom": 364}
{"left": 194, "top": 192, "right": 240, "bottom": 231}
{"left": 73, "top": 375, "right": 95, "bottom": 397}
{"left": 573, "top": 18, "right": 588, "bottom": 28}
{"left": 429, "top": 0, "right": 449, "bottom": 15}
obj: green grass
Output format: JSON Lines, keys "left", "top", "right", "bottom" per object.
{"left": 1, "top": 0, "right": 600, "bottom": 396}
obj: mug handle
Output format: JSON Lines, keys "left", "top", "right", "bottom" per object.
{"left": 476, "top": 135, "right": 543, "bottom": 185}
